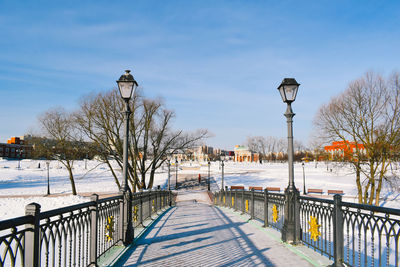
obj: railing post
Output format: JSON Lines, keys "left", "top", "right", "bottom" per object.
{"left": 234, "top": 190, "right": 237, "bottom": 211}
{"left": 251, "top": 188, "right": 255, "bottom": 220}
{"left": 89, "top": 194, "right": 99, "bottom": 267}
{"left": 230, "top": 188, "right": 232, "bottom": 208}
{"left": 25, "top": 203, "right": 41, "bottom": 267}
{"left": 149, "top": 190, "right": 153, "bottom": 220}
{"left": 225, "top": 186, "right": 228, "bottom": 207}
{"left": 155, "top": 189, "right": 158, "bottom": 213}
{"left": 332, "top": 194, "right": 345, "bottom": 267}
{"left": 118, "top": 191, "right": 124, "bottom": 243}
{"left": 241, "top": 189, "right": 245, "bottom": 214}
{"left": 139, "top": 192, "right": 143, "bottom": 226}
{"left": 263, "top": 189, "right": 268, "bottom": 227}
{"left": 157, "top": 186, "right": 161, "bottom": 211}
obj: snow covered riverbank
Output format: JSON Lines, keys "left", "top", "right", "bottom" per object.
{"left": 0, "top": 159, "right": 399, "bottom": 220}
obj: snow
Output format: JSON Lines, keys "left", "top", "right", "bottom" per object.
{"left": 0, "top": 159, "right": 399, "bottom": 220}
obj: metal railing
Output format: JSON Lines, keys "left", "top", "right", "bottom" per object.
{"left": 0, "top": 189, "right": 173, "bottom": 266}
{"left": 214, "top": 188, "right": 400, "bottom": 267}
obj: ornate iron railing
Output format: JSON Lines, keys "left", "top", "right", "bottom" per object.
{"left": 0, "top": 189, "right": 173, "bottom": 266}
{"left": 214, "top": 188, "right": 400, "bottom": 267}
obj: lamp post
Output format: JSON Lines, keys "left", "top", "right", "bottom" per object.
{"left": 302, "top": 162, "right": 306, "bottom": 195}
{"left": 117, "top": 70, "right": 138, "bottom": 245}
{"left": 220, "top": 153, "right": 225, "bottom": 191}
{"left": 167, "top": 154, "right": 172, "bottom": 191}
{"left": 117, "top": 70, "right": 138, "bottom": 192}
{"left": 208, "top": 159, "right": 211, "bottom": 191}
{"left": 17, "top": 149, "right": 22, "bottom": 169}
{"left": 46, "top": 161, "right": 50, "bottom": 195}
{"left": 278, "top": 78, "right": 301, "bottom": 244}
{"left": 175, "top": 157, "right": 178, "bottom": 189}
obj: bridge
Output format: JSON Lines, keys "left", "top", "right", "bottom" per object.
{"left": 112, "top": 175, "right": 330, "bottom": 266}
{"left": 1, "top": 173, "right": 399, "bottom": 266}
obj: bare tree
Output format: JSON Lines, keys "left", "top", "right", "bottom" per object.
{"left": 76, "top": 89, "right": 208, "bottom": 192}
{"left": 38, "top": 107, "right": 82, "bottom": 195}
{"left": 314, "top": 72, "right": 400, "bottom": 205}
{"left": 246, "top": 136, "right": 268, "bottom": 159}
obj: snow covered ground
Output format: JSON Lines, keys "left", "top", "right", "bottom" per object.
{"left": 0, "top": 159, "right": 399, "bottom": 220}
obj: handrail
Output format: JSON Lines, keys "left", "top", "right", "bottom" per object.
{"left": 39, "top": 201, "right": 96, "bottom": 219}
{"left": 0, "top": 215, "right": 33, "bottom": 231}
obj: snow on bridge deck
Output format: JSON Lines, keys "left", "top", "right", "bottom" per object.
{"left": 115, "top": 192, "right": 330, "bottom": 266}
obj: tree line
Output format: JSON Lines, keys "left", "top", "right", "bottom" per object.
{"left": 29, "top": 88, "right": 208, "bottom": 195}
{"left": 246, "top": 136, "right": 308, "bottom": 162}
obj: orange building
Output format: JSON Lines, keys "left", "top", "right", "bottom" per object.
{"left": 234, "top": 145, "right": 259, "bottom": 162}
{"left": 324, "top": 141, "right": 365, "bottom": 160}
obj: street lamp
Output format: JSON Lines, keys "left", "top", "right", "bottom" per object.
{"left": 117, "top": 70, "right": 138, "bottom": 192}
{"left": 220, "top": 153, "right": 225, "bottom": 191}
{"left": 166, "top": 154, "right": 172, "bottom": 191}
{"left": 278, "top": 77, "right": 301, "bottom": 244}
{"left": 117, "top": 69, "right": 138, "bottom": 245}
{"left": 17, "top": 149, "right": 22, "bottom": 169}
{"left": 46, "top": 161, "right": 50, "bottom": 195}
{"left": 207, "top": 159, "right": 211, "bottom": 191}
{"left": 175, "top": 157, "right": 178, "bottom": 189}
{"left": 302, "top": 162, "right": 306, "bottom": 195}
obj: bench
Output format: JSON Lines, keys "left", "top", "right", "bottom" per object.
{"left": 308, "top": 188, "right": 323, "bottom": 194}
{"left": 249, "top": 186, "right": 263, "bottom": 191}
{"left": 266, "top": 187, "right": 280, "bottom": 192}
{"left": 231, "top": 186, "right": 245, "bottom": 190}
{"left": 328, "top": 190, "right": 344, "bottom": 195}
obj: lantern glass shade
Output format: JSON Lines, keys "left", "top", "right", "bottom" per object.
{"left": 117, "top": 70, "right": 138, "bottom": 100}
{"left": 277, "top": 78, "right": 300, "bottom": 103}
{"left": 220, "top": 154, "right": 225, "bottom": 161}
{"left": 166, "top": 154, "right": 172, "bottom": 161}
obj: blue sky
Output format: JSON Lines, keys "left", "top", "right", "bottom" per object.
{"left": 0, "top": 0, "right": 399, "bottom": 150}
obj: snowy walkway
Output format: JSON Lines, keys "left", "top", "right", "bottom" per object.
{"left": 115, "top": 199, "right": 326, "bottom": 266}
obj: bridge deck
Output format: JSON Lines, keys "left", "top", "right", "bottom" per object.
{"left": 116, "top": 199, "right": 325, "bottom": 266}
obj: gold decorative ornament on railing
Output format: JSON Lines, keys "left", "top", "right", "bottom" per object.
{"left": 272, "top": 204, "right": 279, "bottom": 223}
{"left": 232, "top": 197, "right": 234, "bottom": 206}
{"left": 133, "top": 206, "right": 138, "bottom": 222}
{"left": 308, "top": 216, "right": 321, "bottom": 241}
{"left": 105, "top": 216, "right": 114, "bottom": 242}
{"left": 245, "top": 199, "right": 249, "bottom": 212}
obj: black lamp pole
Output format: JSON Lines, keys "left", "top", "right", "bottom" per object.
{"left": 167, "top": 159, "right": 171, "bottom": 190}
{"left": 302, "top": 162, "right": 306, "bottom": 195}
{"left": 175, "top": 157, "right": 178, "bottom": 189}
{"left": 208, "top": 160, "right": 211, "bottom": 191}
{"left": 46, "top": 161, "right": 50, "bottom": 195}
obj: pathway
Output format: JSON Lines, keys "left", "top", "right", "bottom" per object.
{"left": 114, "top": 175, "right": 331, "bottom": 266}
{"left": 116, "top": 203, "right": 318, "bottom": 266}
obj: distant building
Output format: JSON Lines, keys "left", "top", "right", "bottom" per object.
{"left": 192, "top": 145, "right": 213, "bottom": 161}
{"left": 324, "top": 141, "right": 365, "bottom": 160}
{"left": 0, "top": 136, "right": 32, "bottom": 159}
{"left": 233, "top": 145, "right": 259, "bottom": 162}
